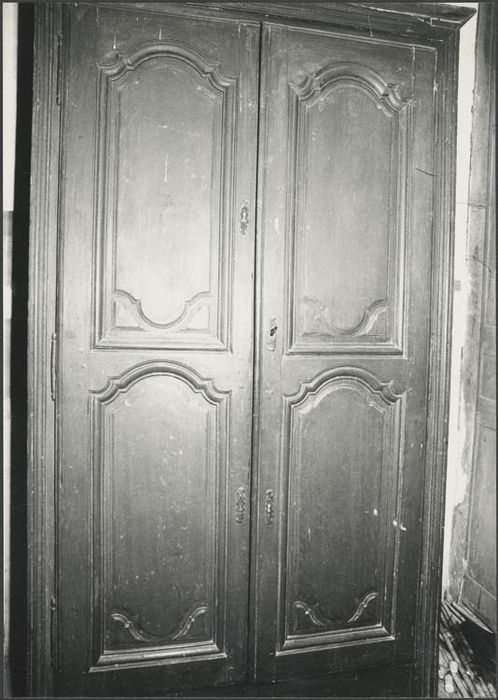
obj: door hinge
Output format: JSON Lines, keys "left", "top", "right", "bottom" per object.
{"left": 50, "top": 596, "right": 57, "bottom": 670}
{"left": 56, "top": 33, "right": 63, "bottom": 106}
{"left": 50, "top": 332, "right": 58, "bottom": 402}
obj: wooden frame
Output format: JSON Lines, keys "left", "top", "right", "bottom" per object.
{"left": 27, "top": 4, "right": 63, "bottom": 696}
{"left": 27, "top": 2, "right": 474, "bottom": 696}
{"left": 414, "top": 26, "right": 460, "bottom": 699}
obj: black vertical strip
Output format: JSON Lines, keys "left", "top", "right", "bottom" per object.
{"left": 10, "top": 3, "right": 34, "bottom": 697}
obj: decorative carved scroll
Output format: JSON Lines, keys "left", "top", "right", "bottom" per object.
{"left": 110, "top": 605, "right": 208, "bottom": 643}
{"left": 293, "top": 590, "right": 379, "bottom": 631}
{"left": 347, "top": 591, "right": 379, "bottom": 623}
{"left": 293, "top": 600, "right": 328, "bottom": 628}
{"left": 302, "top": 296, "right": 387, "bottom": 337}
{"left": 113, "top": 289, "right": 212, "bottom": 331}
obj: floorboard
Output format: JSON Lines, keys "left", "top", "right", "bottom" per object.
{"left": 438, "top": 598, "right": 496, "bottom": 698}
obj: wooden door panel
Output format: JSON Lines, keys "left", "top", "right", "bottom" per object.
{"left": 287, "top": 64, "right": 408, "bottom": 354}
{"left": 253, "top": 22, "right": 436, "bottom": 682}
{"left": 95, "top": 39, "right": 236, "bottom": 350}
{"left": 55, "top": 5, "right": 259, "bottom": 695}
{"left": 281, "top": 368, "right": 402, "bottom": 649}
{"left": 91, "top": 363, "right": 228, "bottom": 667}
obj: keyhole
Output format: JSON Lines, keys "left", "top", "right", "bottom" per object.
{"left": 240, "top": 200, "right": 249, "bottom": 234}
{"left": 267, "top": 319, "right": 278, "bottom": 351}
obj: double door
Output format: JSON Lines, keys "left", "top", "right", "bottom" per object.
{"left": 48, "top": 3, "right": 440, "bottom": 695}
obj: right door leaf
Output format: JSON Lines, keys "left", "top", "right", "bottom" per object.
{"left": 254, "top": 21, "right": 437, "bottom": 683}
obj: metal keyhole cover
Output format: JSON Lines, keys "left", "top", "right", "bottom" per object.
{"left": 267, "top": 318, "right": 278, "bottom": 351}
{"left": 239, "top": 200, "right": 249, "bottom": 234}
{"left": 265, "top": 489, "right": 274, "bottom": 524}
{"left": 235, "top": 486, "right": 246, "bottom": 523}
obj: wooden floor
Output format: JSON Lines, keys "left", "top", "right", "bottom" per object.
{"left": 438, "top": 598, "right": 496, "bottom": 698}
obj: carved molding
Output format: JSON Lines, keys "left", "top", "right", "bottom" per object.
{"left": 113, "top": 289, "right": 212, "bottom": 331}
{"left": 286, "top": 366, "right": 404, "bottom": 408}
{"left": 293, "top": 600, "right": 328, "bottom": 628}
{"left": 91, "top": 2, "right": 475, "bottom": 31}
{"left": 110, "top": 605, "right": 208, "bottom": 643}
{"left": 93, "top": 40, "right": 237, "bottom": 349}
{"left": 97, "top": 40, "right": 233, "bottom": 92}
{"left": 91, "top": 359, "right": 228, "bottom": 405}
{"left": 302, "top": 296, "right": 387, "bottom": 337}
{"left": 348, "top": 591, "right": 379, "bottom": 623}
{"left": 290, "top": 62, "right": 405, "bottom": 115}
{"left": 293, "top": 591, "right": 379, "bottom": 631}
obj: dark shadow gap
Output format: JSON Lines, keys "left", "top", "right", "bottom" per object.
{"left": 10, "top": 3, "right": 35, "bottom": 696}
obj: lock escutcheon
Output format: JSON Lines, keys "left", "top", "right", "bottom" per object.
{"left": 240, "top": 200, "right": 249, "bottom": 235}
{"left": 265, "top": 489, "right": 274, "bottom": 524}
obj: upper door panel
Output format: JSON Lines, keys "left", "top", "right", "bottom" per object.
{"left": 94, "top": 31, "right": 238, "bottom": 350}
{"left": 287, "top": 61, "right": 409, "bottom": 354}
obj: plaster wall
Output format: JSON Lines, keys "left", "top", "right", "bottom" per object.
{"left": 3, "top": 2, "right": 18, "bottom": 672}
{"left": 442, "top": 2, "right": 479, "bottom": 593}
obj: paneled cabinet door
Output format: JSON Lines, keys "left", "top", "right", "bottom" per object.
{"left": 54, "top": 5, "right": 259, "bottom": 695}
{"left": 253, "top": 23, "right": 437, "bottom": 682}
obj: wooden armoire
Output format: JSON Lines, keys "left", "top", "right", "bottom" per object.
{"left": 27, "top": 2, "right": 474, "bottom": 696}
